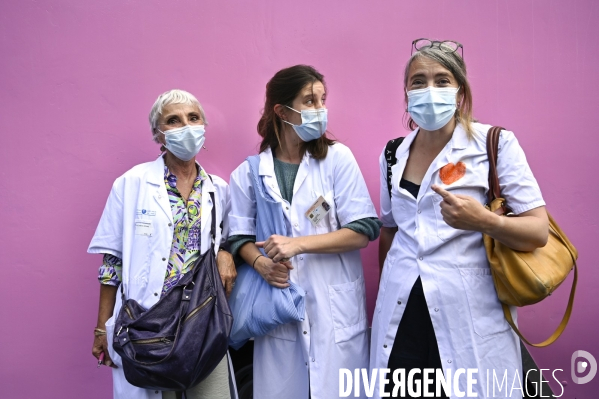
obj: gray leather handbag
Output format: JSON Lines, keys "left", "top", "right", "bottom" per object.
{"left": 112, "top": 191, "right": 233, "bottom": 390}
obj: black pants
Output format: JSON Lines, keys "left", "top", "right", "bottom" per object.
{"left": 384, "top": 277, "right": 449, "bottom": 398}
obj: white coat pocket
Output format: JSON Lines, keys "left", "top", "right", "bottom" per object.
{"left": 265, "top": 322, "right": 298, "bottom": 342}
{"left": 431, "top": 187, "right": 480, "bottom": 241}
{"left": 459, "top": 268, "right": 510, "bottom": 338}
{"left": 328, "top": 276, "right": 368, "bottom": 343}
{"left": 309, "top": 190, "right": 337, "bottom": 234}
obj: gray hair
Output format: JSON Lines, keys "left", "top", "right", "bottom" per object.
{"left": 403, "top": 43, "right": 475, "bottom": 137}
{"left": 149, "top": 89, "right": 208, "bottom": 143}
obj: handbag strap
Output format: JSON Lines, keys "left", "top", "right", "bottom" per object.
{"left": 207, "top": 175, "right": 217, "bottom": 244}
{"left": 486, "top": 126, "right": 578, "bottom": 347}
{"left": 502, "top": 262, "right": 577, "bottom": 347}
{"left": 486, "top": 126, "right": 503, "bottom": 205}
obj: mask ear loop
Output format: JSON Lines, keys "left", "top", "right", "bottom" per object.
{"left": 282, "top": 106, "right": 301, "bottom": 127}
{"left": 154, "top": 128, "right": 167, "bottom": 154}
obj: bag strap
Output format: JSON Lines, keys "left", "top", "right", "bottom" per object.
{"left": 207, "top": 175, "right": 217, "bottom": 244}
{"left": 486, "top": 126, "right": 578, "bottom": 347}
{"left": 385, "top": 137, "right": 405, "bottom": 198}
{"left": 503, "top": 262, "right": 578, "bottom": 347}
{"left": 486, "top": 126, "right": 503, "bottom": 205}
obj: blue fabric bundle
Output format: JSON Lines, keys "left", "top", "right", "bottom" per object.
{"left": 228, "top": 155, "right": 306, "bottom": 350}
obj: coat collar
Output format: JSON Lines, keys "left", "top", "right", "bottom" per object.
{"left": 394, "top": 123, "right": 470, "bottom": 203}
{"left": 396, "top": 123, "right": 469, "bottom": 159}
{"left": 257, "top": 147, "right": 312, "bottom": 203}
{"left": 146, "top": 155, "right": 214, "bottom": 192}
{"left": 258, "top": 147, "right": 311, "bottom": 176}
{"left": 258, "top": 148, "right": 275, "bottom": 176}
{"left": 146, "top": 155, "right": 166, "bottom": 185}
{"left": 147, "top": 155, "right": 215, "bottom": 223}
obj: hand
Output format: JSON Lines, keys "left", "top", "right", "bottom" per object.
{"left": 92, "top": 333, "right": 117, "bottom": 368}
{"left": 216, "top": 250, "right": 237, "bottom": 298}
{"left": 431, "top": 185, "right": 493, "bottom": 232}
{"left": 256, "top": 235, "right": 302, "bottom": 263}
{"left": 254, "top": 255, "right": 293, "bottom": 289}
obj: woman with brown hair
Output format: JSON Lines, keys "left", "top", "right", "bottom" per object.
{"left": 228, "top": 64, "right": 381, "bottom": 399}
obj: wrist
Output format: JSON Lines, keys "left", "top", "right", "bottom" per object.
{"left": 94, "top": 327, "right": 107, "bottom": 337}
{"left": 252, "top": 254, "right": 264, "bottom": 269}
{"left": 481, "top": 210, "right": 502, "bottom": 237}
{"left": 294, "top": 236, "right": 307, "bottom": 255}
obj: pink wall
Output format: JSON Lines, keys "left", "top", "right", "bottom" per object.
{"left": 1, "top": 0, "right": 597, "bottom": 397}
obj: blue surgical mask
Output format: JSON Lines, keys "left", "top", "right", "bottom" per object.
{"left": 160, "top": 125, "right": 206, "bottom": 161}
{"left": 407, "top": 86, "right": 459, "bottom": 131}
{"left": 282, "top": 106, "right": 328, "bottom": 142}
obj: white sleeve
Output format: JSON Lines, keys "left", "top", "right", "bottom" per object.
{"left": 496, "top": 130, "right": 546, "bottom": 215}
{"left": 331, "top": 145, "right": 378, "bottom": 225}
{"left": 228, "top": 161, "right": 257, "bottom": 236}
{"left": 379, "top": 147, "right": 397, "bottom": 228}
{"left": 88, "top": 178, "right": 124, "bottom": 257}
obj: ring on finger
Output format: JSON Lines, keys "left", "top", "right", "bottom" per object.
{"left": 280, "top": 257, "right": 289, "bottom": 262}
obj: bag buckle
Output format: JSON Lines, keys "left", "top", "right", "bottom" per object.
{"left": 182, "top": 281, "right": 194, "bottom": 301}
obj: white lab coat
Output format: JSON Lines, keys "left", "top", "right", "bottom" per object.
{"left": 88, "top": 155, "right": 234, "bottom": 399}
{"left": 229, "top": 143, "right": 377, "bottom": 399}
{"left": 370, "top": 123, "right": 546, "bottom": 399}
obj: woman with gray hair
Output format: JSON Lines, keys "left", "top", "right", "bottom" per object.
{"left": 371, "top": 40, "right": 548, "bottom": 398}
{"left": 89, "top": 89, "right": 237, "bottom": 399}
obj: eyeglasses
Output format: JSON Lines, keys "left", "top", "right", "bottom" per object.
{"left": 411, "top": 38, "right": 464, "bottom": 58}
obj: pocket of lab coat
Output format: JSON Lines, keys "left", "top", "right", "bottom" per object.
{"left": 265, "top": 321, "right": 298, "bottom": 342}
{"left": 311, "top": 190, "right": 339, "bottom": 234}
{"left": 328, "top": 276, "right": 368, "bottom": 343}
{"left": 459, "top": 268, "right": 511, "bottom": 338}
{"left": 431, "top": 187, "right": 479, "bottom": 241}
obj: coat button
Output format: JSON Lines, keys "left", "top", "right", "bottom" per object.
{"left": 154, "top": 293, "right": 158, "bottom": 296}
{"left": 419, "top": 257, "right": 423, "bottom": 260}
{"left": 311, "top": 358, "right": 315, "bottom": 362}
{"left": 162, "top": 257, "right": 167, "bottom": 261}
{"left": 294, "top": 223, "right": 298, "bottom": 228}
{"left": 434, "top": 308, "right": 439, "bottom": 312}
{"left": 383, "top": 344, "right": 387, "bottom": 348}
{"left": 447, "top": 360, "right": 452, "bottom": 364}
{"left": 168, "top": 223, "right": 172, "bottom": 227}
{"left": 397, "top": 300, "right": 402, "bottom": 305}
{"left": 300, "top": 256, "right": 304, "bottom": 260}
{"left": 417, "top": 210, "right": 421, "bottom": 214}
{"left": 286, "top": 206, "right": 289, "bottom": 210}
{"left": 303, "top": 331, "right": 307, "bottom": 335}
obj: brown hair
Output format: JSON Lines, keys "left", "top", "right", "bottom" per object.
{"left": 404, "top": 44, "right": 475, "bottom": 138}
{"left": 258, "top": 65, "right": 335, "bottom": 159}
